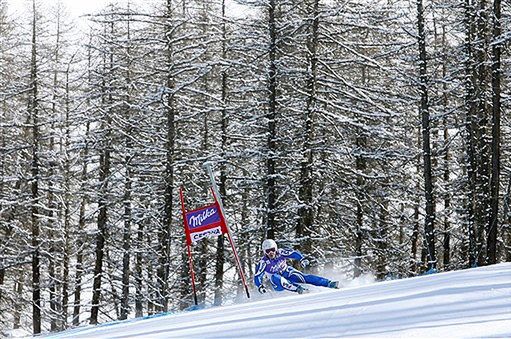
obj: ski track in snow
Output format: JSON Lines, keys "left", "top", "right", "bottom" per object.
{"left": 40, "top": 263, "right": 511, "bottom": 338}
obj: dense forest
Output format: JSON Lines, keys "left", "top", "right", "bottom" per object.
{"left": 0, "top": 0, "right": 509, "bottom": 335}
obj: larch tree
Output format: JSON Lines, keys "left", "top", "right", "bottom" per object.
{"left": 487, "top": 0, "right": 502, "bottom": 265}
{"left": 417, "top": 0, "right": 437, "bottom": 272}
{"left": 90, "top": 12, "right": 116, "bottom": 325}
{"left": 28, "top": 0, "right": 42, "bottom": 333}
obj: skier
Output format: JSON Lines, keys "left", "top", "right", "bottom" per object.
{"left": 254, "top": 239, "right": 340, "bottom": 295}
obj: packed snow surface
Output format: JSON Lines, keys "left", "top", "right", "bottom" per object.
{"left": 44, "top": 263, "right": 511, "bottom": 338}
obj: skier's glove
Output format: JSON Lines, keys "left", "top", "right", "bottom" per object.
{"left": 258, "top": 285, "right": 267, "bottom": 294}
{"left": 300, "top": 259, "right": 310, "bottom": 269}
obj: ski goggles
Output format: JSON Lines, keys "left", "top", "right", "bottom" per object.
{"left": 265, "top": 248, "right": 276, "bottom": 254}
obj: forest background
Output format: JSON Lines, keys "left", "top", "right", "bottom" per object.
{"left": 0, "top": 0, "right": 509, "bottom": 335}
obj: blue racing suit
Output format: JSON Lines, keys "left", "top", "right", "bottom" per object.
{"left": 254, "top": 248, "right": 331, "bottom": 292}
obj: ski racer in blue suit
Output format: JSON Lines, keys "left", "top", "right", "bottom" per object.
{"left": 254, "top": 239, "right": 339, "bottom": 294}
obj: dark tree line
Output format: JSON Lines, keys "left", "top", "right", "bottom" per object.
{"left": 0, "top": 0, "right": 510, "bottom": 335}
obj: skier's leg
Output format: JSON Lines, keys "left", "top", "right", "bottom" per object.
{"left": 285, "top": 267, "right": 333, "bottom": 288}
{"left": 303, "top": 274, "right": 331, "bottom": 287}
{"left": 270, "top": 274, "right": 302, "bottom": 293}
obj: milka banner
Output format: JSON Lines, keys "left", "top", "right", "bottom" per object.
{"left": 179, "top": 172, "right": 251, "bottom": 304}
{"left": 180, "top": 189, "right": 229, "bottom": 246}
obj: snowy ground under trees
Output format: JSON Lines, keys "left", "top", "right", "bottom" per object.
{"left": 30, "top": 263, "right": 511, "bottom": 338}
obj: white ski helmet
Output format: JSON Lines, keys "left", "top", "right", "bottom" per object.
{"left": 262, "top": 239, "right": 278, "bottom": 253}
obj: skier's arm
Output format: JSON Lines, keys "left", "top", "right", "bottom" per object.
{"left": 253, "top": 261, "right": 266, "bottom": 288}
{"left": 280, "top": 249, "right": 309, "bottom": 267}
{"left": 279, "top": 248, "right": 304, "bottom": 261}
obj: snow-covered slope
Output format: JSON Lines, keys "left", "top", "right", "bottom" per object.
{"left": 44, "top": 263, "right": 511, "bottom": 338}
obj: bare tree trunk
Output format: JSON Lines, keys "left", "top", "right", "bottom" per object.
{"left": 214, "top": 192, "right": 225, "bottom": 306}
{"left": 60, "top": 53, "right": 75, "bottom": 331}
{"left": 147, "top": 232, "right": 157, "bottom": 315}
{"left": 158, "top": 0, "right": 176, "bottom": 312}
{"left": 417, "top": 0, "right": 436, "bottom": 272}
{"left": 410, "top": 129, "right": 421, "bottom": 274}
{"left": 13, "top": 271, "right": 24, "bottom": 329}
{"left": 120, "top": 136, "right": 132, "bottom": 320}
{"left": 106, "top": 250, "right": 120, "bottom": 319}
{"left": 120, "top": 12, "right": 133, "bottom": 321}
{"left": 239, "top": 186, "right": 251, "bottom": 297}
{"left": 90, "top": 21, "right": 114, "bottom": 324}
{"left": 214, "top": 0, "right": 228, "bottom": 307}
{"left": 487, "top": 0, "right": 501, "bottom": 265}
{"left": 297, "top": 0, "right": 319, "bottom": 256}
{"left": 48, "top": 236, "right": 58, "bottom": 331}
{"left": 441, "top": 24, "right": 451, "bottom": 270}
{"left": 265, "top": 0, "right": 278, "bottom": 240}
{"left": 179, "top": 247, "right": 191, "bottom": 310}
{"left": 354, "top": 131, "right": 366, "bottom": 278}
{"left": 376, "top": 203, "right": 388, "bottom": 280}
{"left": 135, "top": 219, "right": 144, "bottom": 317}
{"left": 464, "top": 0, "right": 479, "bottom": 268}
{"left": 72, "top": 120, "right": 89, "bottom": 326}
{"left": 504, "top": 176, "right": 511, "bottom": 261}
{"left": 29, "top": 0, "right": 41, "bottom": 333}
{"left": 73, "top": 34, "right": 92, "bottom": 327}
{"left": 196, "top": 1, "right": 212, "bottom": 306}
{"left": 442, "top": 134, "right": 451, "bottom": 269}
{"left": 354, "top": 61, "right": 369, "bottom": 278}
{"left": 48, "top": 13, "right": 62, "bottom": 331}
{"left": 90, "top": 139, "right": 109, "bottom": 325}
{"left": 0, "top": 262, "right": 3, "bottom": 293}
{"left": 475, "top": 0, "right": 490, "bottom": 267}
{"left": 0, "top": 101, "right": 4, "bottom": 291}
